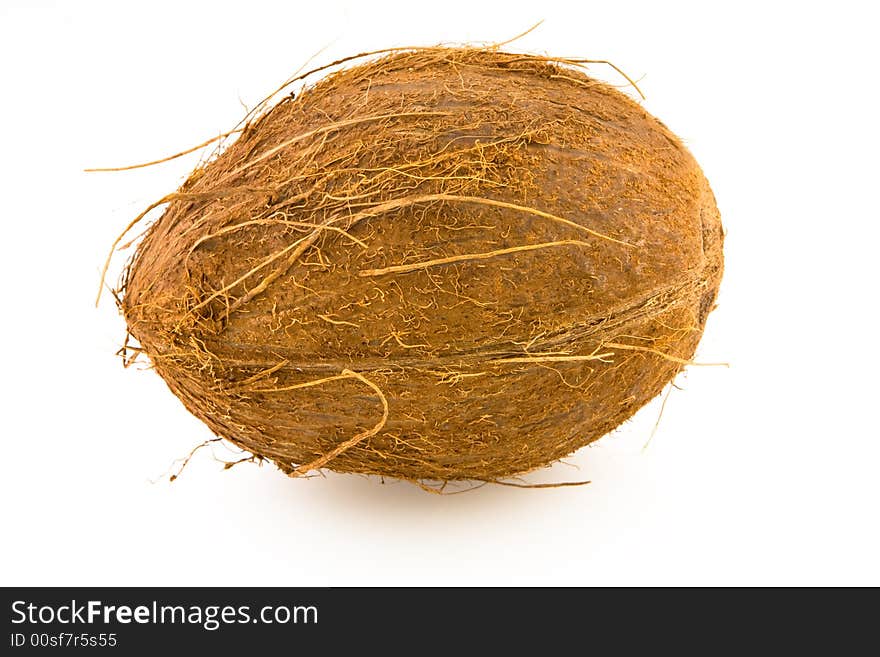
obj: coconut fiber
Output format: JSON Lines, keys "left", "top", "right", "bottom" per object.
{"left": 108, "top": 47, "right": 724, "bottom": 486}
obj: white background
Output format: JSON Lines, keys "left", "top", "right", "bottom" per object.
{"left": 1, "top": 0, "right": 877, "bottom": 586}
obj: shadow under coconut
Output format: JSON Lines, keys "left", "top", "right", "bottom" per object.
{"left": 262, "top": 447, "right": 608, "bottom": 518}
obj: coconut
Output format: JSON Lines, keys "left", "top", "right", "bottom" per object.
{"left": 108, "top": 47, "right": 723, "bottom": 486}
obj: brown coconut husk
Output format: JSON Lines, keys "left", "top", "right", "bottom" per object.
{"left": 101, "top": 46, "right": 724, "bottom": 487}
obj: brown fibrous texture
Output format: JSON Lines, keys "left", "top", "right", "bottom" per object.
{"left": 115, "top": 47, "right": 724, "bottom": 485}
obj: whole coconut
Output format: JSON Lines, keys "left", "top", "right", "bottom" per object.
{"left": 113, "top": 47, "right": 723, "bottom": 485}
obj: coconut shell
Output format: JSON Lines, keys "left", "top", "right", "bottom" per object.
{"left": 117, "top": 48, "right": 723, "bottom": 484}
